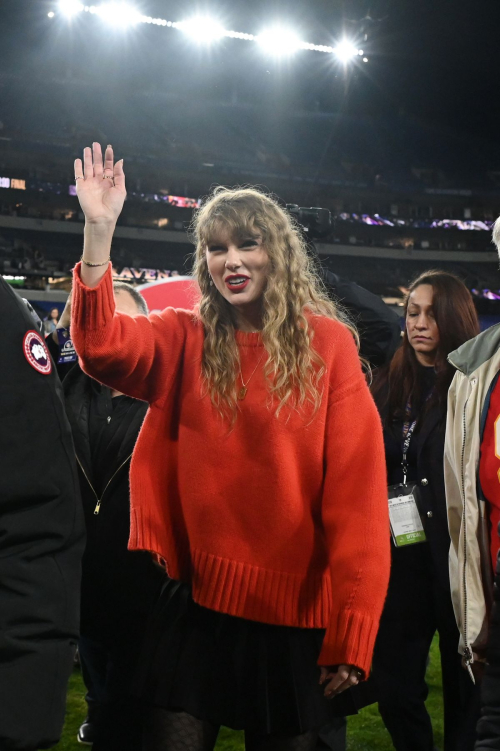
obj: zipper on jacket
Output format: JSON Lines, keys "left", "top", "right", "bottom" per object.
{"left": 460, "top": 392, "right": 475, "bottom": 683}
{"left": 76, "top": 454, "right": 133, "bottom": 515}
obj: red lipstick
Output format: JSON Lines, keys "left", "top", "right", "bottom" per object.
{"left": 225, "top": 274, "right": 250, "bottom": 292}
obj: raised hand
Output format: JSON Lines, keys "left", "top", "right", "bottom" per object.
{"left": 74, "top": 143, "right": 126, "bottom": 226}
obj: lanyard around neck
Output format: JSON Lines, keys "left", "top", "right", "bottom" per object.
{"left": 401, "top": 402, "right": 417, "bottom": 485}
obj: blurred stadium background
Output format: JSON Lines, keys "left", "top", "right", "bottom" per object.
{"left": 2, "top": 0, "right": 500, "bottom": 322}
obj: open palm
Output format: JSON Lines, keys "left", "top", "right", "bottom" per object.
{"left": 74, "top": 143, "right": 126, "bottom": 225}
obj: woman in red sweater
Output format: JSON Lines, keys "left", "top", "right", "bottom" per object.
{"left": 71, "top": 143, "right": 390, "bottom": 751}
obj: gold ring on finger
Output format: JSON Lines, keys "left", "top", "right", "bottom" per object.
{"left": 75, "top": 176, "right": 83, "bottom": 180}
{"left": 103, "top": 175, "right": 114, "bottom": 180}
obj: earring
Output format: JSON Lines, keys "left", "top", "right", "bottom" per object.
{"left": 209, "top": 278, "right": 214, "bottom": 286}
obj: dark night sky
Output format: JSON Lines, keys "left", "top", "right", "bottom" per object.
{"left": 1, "top": 0, "right": 499, "bottom": 143}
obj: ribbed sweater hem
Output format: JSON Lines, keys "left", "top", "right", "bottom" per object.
{"left": 190, "top": 548, "right": 334, "bottom": 629}
{"left": 130, "top": 508, "right": 333, "bottom": 628}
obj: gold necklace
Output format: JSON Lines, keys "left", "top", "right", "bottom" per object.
{"left": 238, "top": 352, "right": 265, "bottom": 400}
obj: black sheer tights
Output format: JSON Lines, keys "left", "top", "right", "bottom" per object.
{"left": 142, "top": 707, "right": 319, "bottom": 751}
{"left": 142, "top": 708, "right": 219, "bottom": 751}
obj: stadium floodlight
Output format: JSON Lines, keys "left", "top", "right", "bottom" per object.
{"left": 334, "top": 39, "right": 359, "bottom": 62}
{"left": 256, "top": 26, "right": 301, "bottom": 56}
{"left": 58, "top": 0, "right": 84, "bottom": 17}
{"left": 177, "top": 16, "right": 225, "bottom": 43}
{"left": 95, "top": 2, "right": 141, "bottom": 27}
{"left": 49, "top": 5, "right": 369, "bottom": 61}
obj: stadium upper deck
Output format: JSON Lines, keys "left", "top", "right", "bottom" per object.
{"left": 2, "top": 74, "right": 500, "bottom": 203}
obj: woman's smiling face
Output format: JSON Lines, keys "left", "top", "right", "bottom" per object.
{"left": 205, "top": 228, "right": 270, "bottom": 325}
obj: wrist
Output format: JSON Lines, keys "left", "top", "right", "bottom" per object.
{"left": 84, "top": 220, "right": 116, "bottom": 236}
{"left": 82, "top": 222, "right": 114, "bottom": 267}
{"left": 81, "top": 254, "right": 110, "bottom": 268}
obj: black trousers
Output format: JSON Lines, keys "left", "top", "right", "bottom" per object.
{"left": 370, "top": 543, "right": 480, "bottom": 751}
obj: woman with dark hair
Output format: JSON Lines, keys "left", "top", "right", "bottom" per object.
{"left": 370, "top": 270, "right": 481, "bottom": 751}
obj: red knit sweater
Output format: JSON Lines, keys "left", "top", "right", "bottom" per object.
{"left": 71, "top": 263, "right": 390, "bottom": 674}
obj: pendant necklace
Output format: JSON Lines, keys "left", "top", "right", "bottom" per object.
{"left": 238, "top": 352, "right": 265, "bottom": 400}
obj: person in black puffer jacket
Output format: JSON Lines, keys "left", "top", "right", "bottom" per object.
{"left": 0, "top": 275, "right": 85, "bottom": 751}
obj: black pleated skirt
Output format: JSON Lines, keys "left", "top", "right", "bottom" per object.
{"left": 136, "top": 579, "right": 358, "bottom": 735}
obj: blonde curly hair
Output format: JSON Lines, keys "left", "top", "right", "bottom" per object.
{"left": 190, "top": 187, "right": 358, "bottom": 420}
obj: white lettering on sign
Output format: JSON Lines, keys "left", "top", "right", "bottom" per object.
{"left": 113, "top": 267, "right": 173, "bottom": 281}
{"left": 0, "top": 177, "right": 26, "bottom": 189}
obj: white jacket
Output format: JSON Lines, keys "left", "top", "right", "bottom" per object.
{"left": 445, "top": 325, "right": 500, "bottom": 667}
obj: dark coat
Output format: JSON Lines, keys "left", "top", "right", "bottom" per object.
{"left": 0, "top": 276, "right": 85, "bottom": 750}
{"left": 381, "top": 391, "right": 451, "bottom": 591}
{"left": 62, "top": 364, "right": 164, "bottom": 643}
{"left": 409, "top": 402, "right": 451, "bottom": 588}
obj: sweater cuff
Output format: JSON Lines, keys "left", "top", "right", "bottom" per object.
{"left": 317, "top": 608, "right": 380, "bottom": 677}
{"left": 72, "top": 261, "right": 115, "bottom": 333}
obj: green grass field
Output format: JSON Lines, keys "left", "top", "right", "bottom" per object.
{"left": 49, "top": 637, "right": 444, "bottom": 751}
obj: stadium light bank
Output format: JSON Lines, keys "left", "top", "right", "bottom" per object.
{"left": 49, "top": 1, "right": 367, "bottom": 61}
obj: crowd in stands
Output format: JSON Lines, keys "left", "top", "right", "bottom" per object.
{"left": 3, "top": 74, "right": 500, "bottom": 202}
{"left": 0, "top": 237, "right": 65, "bottom": 276}
{"left": 0, "top": 192, "right": 497, "bottom": 261}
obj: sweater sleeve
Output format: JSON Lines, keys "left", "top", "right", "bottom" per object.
{"left": 318, "top": 326, "right": 390, "bottom": 676}
{"left": 71, "top": 262, "right": 188, "bottom": 403}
